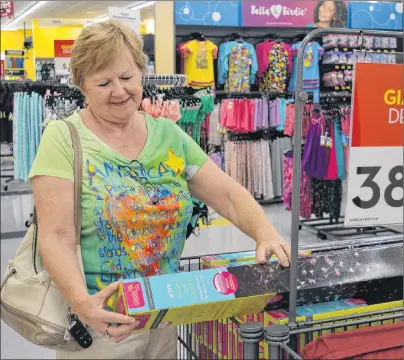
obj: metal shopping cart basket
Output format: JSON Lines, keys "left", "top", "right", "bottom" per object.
{"left": 177, "top": 255, "right": 403, "bottom": 360}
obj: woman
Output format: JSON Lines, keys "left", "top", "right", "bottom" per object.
{"left": 30, "top": 20, "right": 302, "bottom": 359}
{"left": 310, "top": 0, "right": 347, "bottom": 28}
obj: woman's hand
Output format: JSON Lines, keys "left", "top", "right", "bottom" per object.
{"left": 255, "top": 234, "right": 308, "bottom": 267}
{"left": 73, "top": 281, "right": 139, "bottom": 343}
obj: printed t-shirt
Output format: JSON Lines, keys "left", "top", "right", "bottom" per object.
{"left": 181, "top": 40, "right": 218, "bottom": 89}
{"left": 28, "top": 112, "right": 208, "bottom": 297}
{"left": 288, "top": 41, "right": 323, "bottom": 103}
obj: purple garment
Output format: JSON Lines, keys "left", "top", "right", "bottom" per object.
{"left": 254, "top": 99, "right": 260, "bottom": 131}
{"left": 269, "top": 99, "right": 280, "bottom": 127}
{"left": 302, "top": 121, "right": 329, "bottom": 179}
{"left": 209, "top": 153, "right": 222, "bottom": 169}
{"left": 255, "top": 99, "right": 268, "bottom": 130}
{"left": 302, "top": 123, "right": 318, "bottom": 177}
{"left": 262, "top": 100, "right": 269, "bottom": 128}
{"left": 257, "top": 99, "right": 263, "bottom": 129}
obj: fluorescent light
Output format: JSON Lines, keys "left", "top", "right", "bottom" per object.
{"left": 129, "top": 1, "right": 155, "bottom": 11}
{"left": 90, "top": 16, "right": 109, "bottom": 24}
{"left": 4, "top": 1, "right": 47, "bottom": 30}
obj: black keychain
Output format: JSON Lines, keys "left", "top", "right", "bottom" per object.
{"left": 67, "top": 313, "right": 93, "bottom": 349}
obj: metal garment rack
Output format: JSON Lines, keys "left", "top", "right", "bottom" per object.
{"left": 141, "top": 73, "right": 187, "bottom": 87}
{"left": 288, "top": 27, "right": 404, "bottom": 326}
{"left": 300, "top": 216, "right": 402, "bottom": 241}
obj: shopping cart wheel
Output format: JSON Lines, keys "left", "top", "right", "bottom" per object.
{"left": 25, "top": 220, "right": 31, "bottom": 228}
{"left": 319, "top": 233, "right": 327, "bottom": 240}
{"left": 364, "top": 226, "right": 376, "bottom": 231}
{"left": 3, "top": 185, "right": 8, "bottom": 191}
{"left": 299, "top": 224, "right": 302, "bottom": 230}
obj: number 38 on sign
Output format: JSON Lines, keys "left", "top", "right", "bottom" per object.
{"left": 345, "top": 63, "right": 403, "bottom": 227}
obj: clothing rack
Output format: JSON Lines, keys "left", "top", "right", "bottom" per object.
{"left": 141, "top": 74, "right": 187, "bottom": 87}
{"left": 2, "top": 75, "right": 189, "bottom": 89}
{"left": 214, "top": 89, "right": 295, "bottom": 99}
{"left": 288, "top": 27, "right": 404, "bottom": 328}
{"left": 300, "top": 216, "right": 402, "bottom": 241}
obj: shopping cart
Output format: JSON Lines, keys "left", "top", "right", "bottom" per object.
{"left": 177, "top": 255, "right": 403, "bottom": 360}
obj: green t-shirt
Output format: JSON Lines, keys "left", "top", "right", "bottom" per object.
{"left": 29, "top": 112, "right": 208, "bottom": 295}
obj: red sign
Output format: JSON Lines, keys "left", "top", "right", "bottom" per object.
{"left": 0, "top": 1, "right": 14, "bottom": 19}
{"left": 351, "top": 63, "right": 403, "bottom": 148}
{"left": 54, "top": 40, "right": 75, "bottom": 58}
{"left": 345, "top": 63, "right": 403, "bottom": 227}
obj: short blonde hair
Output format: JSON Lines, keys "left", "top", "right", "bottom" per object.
{"left": 70, "top": 20, "right": 147, "bottom": 89}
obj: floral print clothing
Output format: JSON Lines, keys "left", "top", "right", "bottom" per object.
{"left": 218, "top": 41, "right": 258, "bottom": 93}
{"left": 226, "top": 44, "right": 252, "bottom": 93}
{"left": 259, "top": 42, "right": 292, "bottom": 93}
{"left": 311, "top": 179, "right": 342, "bottom": 221}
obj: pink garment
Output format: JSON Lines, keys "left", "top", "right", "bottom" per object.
{"left": 341, "top": 110, "right": 350, "bottom": 136}
{"left": 141, "top": 97, "right": 181, "bottom": 122}
{"left": 220, "top": 99, "right": 256, "bottom": 133}
{"left": 177, "top": 41, "right": 190, "bottom": 74}
{"left": 303, "top": 104, "right": 315, "bottom": 138}
{"left": 325, "top": 125, "right": 338, "bottom": 180}
{"left": 225, "top": 139, "right": 274, "bottom": 199}
{"left": 233, "top": 100, "right": 242, "bottom": 131}
{"left": 284, "top": 103, "right": 295, "bottom": 136}
{"left": 204, "top": 113, "right": 210, "bottom": 138}
{"left": 283, "top": 155, "right": 313, "bottom": 219}
{"left": 255, "top": 39, "right": 273, "bottom": 81}
{"left": 248, "top": 100, "right": 255, "bottom": 132}
{"left": 220, "top": 100, "right": 235, "bottom": 129}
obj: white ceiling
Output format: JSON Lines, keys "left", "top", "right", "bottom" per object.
{"left": 2, "top": 1, "right": 155, "bottom": 29}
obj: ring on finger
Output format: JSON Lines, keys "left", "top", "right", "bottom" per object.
{"left": 105, "top": 323, "right": 112, "bottom": 338}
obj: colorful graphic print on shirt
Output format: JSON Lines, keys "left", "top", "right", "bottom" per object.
{"left": 196, "top": 45, "right": 209, "bottom": 69}
{"left": 84, "top": 148, "right": 194, "bottom": 295}
{"left": 225, "top": 44, "right": 252, "bottom": 93}
{"left": 260, "top": 44, "right": 290, "bottom": 93}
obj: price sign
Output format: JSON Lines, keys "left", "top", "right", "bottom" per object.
{"left": 345, "top": 63, "right": 403, "bottom": 227}
{"left": 5, "top": 69, "right": 25, "bottom": 76}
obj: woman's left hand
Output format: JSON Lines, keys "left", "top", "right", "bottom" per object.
{"left": 255, "top": 234, "right": 308, "bottom": 267}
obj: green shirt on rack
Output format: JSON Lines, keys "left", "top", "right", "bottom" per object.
{"left": 28, "top": 111, "right": 208, "bottom": 301}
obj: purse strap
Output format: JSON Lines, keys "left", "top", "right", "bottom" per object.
{"left": 33, "top": 120, "right": 82, "bottom": 245}
{"left": 65, "top": 121, "right": 83, "bottom": 245}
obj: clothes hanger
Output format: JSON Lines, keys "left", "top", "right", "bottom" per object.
{"left": 190, "top": 32, "right": 205, "bottom": 41}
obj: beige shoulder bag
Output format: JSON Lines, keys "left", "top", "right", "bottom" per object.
{"left": 1, "top": 120, "right": 84, "bottom": 350}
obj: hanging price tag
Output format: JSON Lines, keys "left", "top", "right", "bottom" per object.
{"left": 345, "top": 63, "right": 403, "bottom": 227}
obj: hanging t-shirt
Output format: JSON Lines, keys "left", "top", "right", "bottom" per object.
{"left": 180, "top": 40, "right": 218, "bottom": 89}
{"left": 218, "top": 41, "right": 258, "bottom": 93}
{"left": 288, "top": 41, "right": 323, "bottom": 103}
{"left": 28, "top": 112, "right": 208, "bottom": 297}
{"left": 259, "top": 42, "right": 293, "bottom": 93}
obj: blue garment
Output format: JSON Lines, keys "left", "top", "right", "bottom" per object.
{"left": 288, "top": 41, "right": 323, "bottom": 103}
{"left": 218, "top": 41, "right": 258, "bottom": 86}
{"left": 334, "top": 120, "right": 346, "bottom": 180}
{"left": 276, "top": 98, "right": 293, "bottom": 132}
{"left": 13, "top": 91, "right": 43, "bottom": 182}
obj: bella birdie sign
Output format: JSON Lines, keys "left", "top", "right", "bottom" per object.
{"left": 242, "top": 1, "right": 317, "bottom": 27}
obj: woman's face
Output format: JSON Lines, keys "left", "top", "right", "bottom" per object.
{"left": 318, "top": 1, "right": 336, "bottom": 23}
{"left": 82, "top": 47, "right": 143, "bottom": 123}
